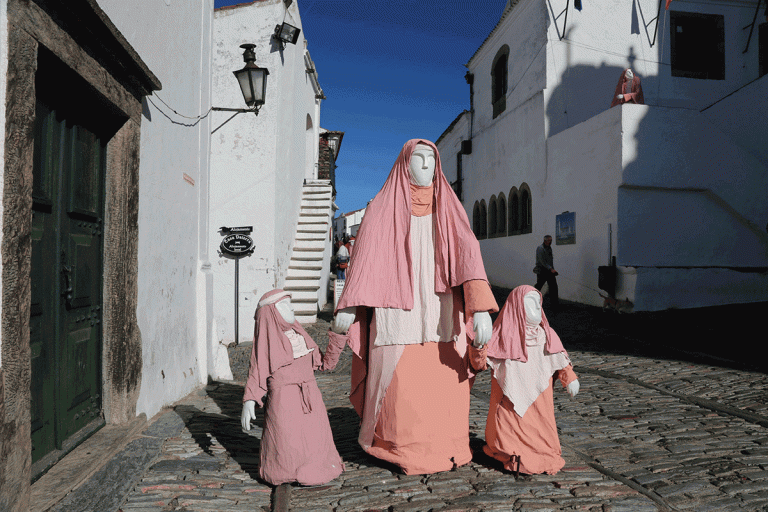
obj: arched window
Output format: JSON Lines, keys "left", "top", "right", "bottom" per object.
{"left": 488, "top": 195, "right": 498, "bottom": 237}
{"left": 509, "top": 187, "right": 520, "bottom": 235}
{"left": 479, "top": 200, "right": 488, "bottom": 239}
{"left": 497, "top": 192, "right": 507, "bottom": 236}
{"left": 473, "top": 201, "right": 480, "bottom": 237}
{"left": 491, "top": 45, "right": 509, "bottom": 119}
{"left": 520, "top": 183, "right": 532, "bottom": 233}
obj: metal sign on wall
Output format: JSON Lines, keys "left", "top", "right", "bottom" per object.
{"left": 219, "top": 226, "right": 254, "bottom": 257}
{"left": 556, "top": 212, "right": 576, "bottom": 245}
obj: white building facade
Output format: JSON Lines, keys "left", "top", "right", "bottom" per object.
{"left": 0, "top": 0, "right": 216, "bottom": 507}
{"left": 211, "top": 0, "right": 332, "bottom": 334}
{"left": 439, "top": 0, "right": 768, "bottom": 311}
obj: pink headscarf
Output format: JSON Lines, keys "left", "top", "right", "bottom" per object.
{"left": 610, "top": 68, "right": 644, "bottom": 107}
{"left": 243, "top": 289, "right": 320, "bottom": 406}
{"left": 486, "top": 285, "right": 566, "bottom": 362}
{"left": 336, "top": 139, "right": 488, "bottom": 312}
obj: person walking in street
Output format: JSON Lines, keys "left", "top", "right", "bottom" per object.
{"left": 534, "top": 235, "right": 559, "bottom": 310}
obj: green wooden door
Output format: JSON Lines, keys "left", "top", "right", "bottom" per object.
{"left": 31, "top": 98, "right": 105, "bottom": 465}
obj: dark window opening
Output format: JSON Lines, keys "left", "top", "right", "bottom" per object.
{"left": 492, "top": 45, "right": 509, "bottom": 118}
{"left": 670, "top": 11, "right": 725, "bottom": 80}
{"left": 489, "top": 196, "right": 498, "bottom": 237}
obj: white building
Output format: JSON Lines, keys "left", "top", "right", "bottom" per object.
{"left": 333, "top": 207, "right": 367, "bottom": 240}
{"left": 210, "top": 0, "right": 333, "bottom": 329}
{"left": 438, "top": 0, "right": 768, "bottom": 312}
{"left": 0, "top": 0, "right": 216, "bottom": 507}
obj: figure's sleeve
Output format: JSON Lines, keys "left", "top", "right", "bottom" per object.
{"left": 467, "top": 344, "right": 488, "bottom": 372}
{"left": 556, "top": 364, "right": 578, "bottom": 388}
{"left": 321, "top": 330, "right": 349, "bottom": 371}
{"left": 463, "top": 279, "right": 499, "bottom": 315}
{"left": 243, "top": 340, "right": 267, "bottom": 407}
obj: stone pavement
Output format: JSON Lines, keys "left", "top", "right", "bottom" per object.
{"left": 53, "top": 292, "right": 768, "bottom": 511}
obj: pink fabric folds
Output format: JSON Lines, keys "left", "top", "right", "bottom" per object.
{"left": 336, "top": 139, "right": 488, "bottom": 316}
{"left": 610, "top": 68, "right": 644, "bottom": 107}
{"left": 243, "top": 289, "right": 321, "bottom": 406}
{"left": 486, "top": 285, "right": 566, "bottom": 362}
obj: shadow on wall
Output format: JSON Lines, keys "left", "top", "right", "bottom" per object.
{"left": 546, "top": 61, "right": 641, "bottom": 138}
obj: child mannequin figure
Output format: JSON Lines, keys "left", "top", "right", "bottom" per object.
{"left": 241, "top": 289, "right": 343, "bottom": 486}
{"left": 471, "top": 285, "right": 579, "bottom": 475}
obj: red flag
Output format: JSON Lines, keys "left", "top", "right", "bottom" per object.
{"left": 665, "top": 0, "right": 672, "bottom": 9}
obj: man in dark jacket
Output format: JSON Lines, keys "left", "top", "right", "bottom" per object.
{"left": 534, "top": 235, "right": 559, "bottom": 310}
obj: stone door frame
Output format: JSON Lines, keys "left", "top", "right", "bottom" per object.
{"left": 0, "top": 0, "right": 160, "bottom": 507}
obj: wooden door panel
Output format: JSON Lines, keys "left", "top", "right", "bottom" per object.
{"left": 31, "top": 98, "right": 104, "bottom": 464}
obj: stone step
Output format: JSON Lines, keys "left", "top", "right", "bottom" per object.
{"left": 283, "top": 278, "right": 321, "bottom": 288}
{"left": 294, "top": 240, "right": 325, "bottom": 251}
{"left": 285, "top": 268, "right": 322, "bottom": 278}
{"left": 295, "top": 235, "right": 326, "bottom": 244}
{"left": 300, "top": 207, "right": 331, "bottom": 215}
{"left": 302, "top": 186, "right": 332, "bottom": 194}
{"left": 295, "top": 314, "right": 317, "bottom": 324}
{"left": 283, "top": 290, "right": 319, "bottom": 303}
{"left": 301, "top": 201, "right": 331, "bottom": 209}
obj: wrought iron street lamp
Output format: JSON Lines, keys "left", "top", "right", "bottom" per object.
{"left": 232, "top": 44, "right": 269, "bottom": 111}
{"left": 212, "top": 43, "right": 269, "bottom": 124}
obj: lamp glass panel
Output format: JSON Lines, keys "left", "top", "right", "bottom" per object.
{"left": 234, "top": 70, "right": 255, "bottom": 105}
{"left": 249, "top": 68, "right": 266, "bottom": 104}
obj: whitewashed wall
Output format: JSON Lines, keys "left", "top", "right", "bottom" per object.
{"left": 436, "top": 112, "right": 469, "bottom": 185}
{"left": 98, "top": 0, "right": 214, "bottom": 418}
{"left": 0, "top": 0, "right": 6, "bottom": 368}
{"left": 544, "top": 0, "right": 765, "bottom": 137}
{"left": 461, "top": 0, "right": 549, "bottom": 294}
{"left": 211, "top": 0, "right": 321, "bottom": 343}
{"left": 452, "top": 0, "right": 767, "bottom": 311}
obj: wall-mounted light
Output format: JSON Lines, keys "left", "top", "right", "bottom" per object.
{"left": 273, "top": 22, "right": 301, "bottom": 49}
{"left": 211, "top": 44, "right": 269, "bottom": 133}
{"left": 233, "top": 43, "right": 269, "bottom": 111}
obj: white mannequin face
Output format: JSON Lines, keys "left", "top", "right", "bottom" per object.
{"left": 625, "top": 68, "right": 634, "bottom": 81}
{"left": 409, "top": 144, "right": 436, "bottom": 186}
{"left": 275, "top": 297, "right": 295, "bottom": 324}
{"left": 523, "top": 291, "right": 542, "bottom": 325}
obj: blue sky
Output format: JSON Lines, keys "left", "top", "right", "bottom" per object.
{"left": 213, "top": 0, "right": 507, "bottom": 214}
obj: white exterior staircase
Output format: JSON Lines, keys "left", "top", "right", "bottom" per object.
{"left": 284, "top": 180, "right": 334, "bottom": 323}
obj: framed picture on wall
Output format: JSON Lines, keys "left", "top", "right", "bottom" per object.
{"left": 556, "top": 211, "right": 575, "bottom": 245}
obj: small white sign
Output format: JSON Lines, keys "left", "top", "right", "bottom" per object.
{"left": 334, "top": 279, "right": 345, "bottom": 309}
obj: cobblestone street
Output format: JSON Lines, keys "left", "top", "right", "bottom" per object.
{"left": 50, "top": 295, "right": 768, "bottom": 512}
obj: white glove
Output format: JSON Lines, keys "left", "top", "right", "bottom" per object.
{"left": 332, "top": 307, "right": 356, "bottom": 334}
{"left": 472, "top": 311, "right": 492, "bottom": 347}
{"left": 241, "top": 400, "right": 257, "bottom": 431}
{"left": 616, "top": 94, "right": 624, "bottom": 100}
{"left": 567, "top": 379, "right": 580, "bottom": 398}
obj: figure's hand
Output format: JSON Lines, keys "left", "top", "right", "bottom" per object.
{"left": 473, "top": 311, "right": 492, "bottom": 347}
{"left": 332, "top": 307, "right": 356, "bottom": 334}
{"left": 241, "top": 400, "right": 257, "bottom": 431}
{"left": 567, "top": 380, "right": 580, "bottom": 398}
{"left": 617, "top": 94, "right": 624, "bottom": 100}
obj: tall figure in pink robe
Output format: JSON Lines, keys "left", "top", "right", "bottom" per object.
{"left": 242, "top": 289, "right": 343, "bottom": 486}
{"left": 471, "top": 285, "right": 579, "bottom": 475}
{"left": 324, "top": 139, "right": 498, "bottom": 475}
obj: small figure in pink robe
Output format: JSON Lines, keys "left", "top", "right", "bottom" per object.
{"left": 241, "top": 289, "right": 343, "bottom": 486}
{"left": 611, "top": 68, "right": 644, "bottom": 107}
{"left": 471, "top": 285, "right": 579, "bottom": 475}
{"left": 324, "top": 139, "right": 498, "bottom": 475}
